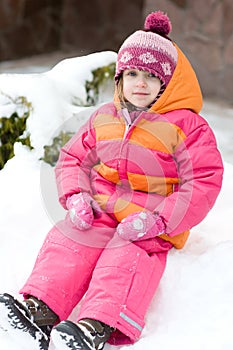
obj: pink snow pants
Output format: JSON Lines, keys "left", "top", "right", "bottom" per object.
{"left": 20, "top": 214, "right": 173, "bottom": 345}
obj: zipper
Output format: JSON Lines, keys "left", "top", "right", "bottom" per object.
{"left": 117, "top": 108, "right": 144, "bottom": 173}
{"left": 117, "top": 109, "right": 130, "bottom": 171}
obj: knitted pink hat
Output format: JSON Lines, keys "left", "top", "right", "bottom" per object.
{"left": 115, "top": 11, "right": 178, "bottom": 88}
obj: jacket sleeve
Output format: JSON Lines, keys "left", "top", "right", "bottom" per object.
{"left": 157, "top": 114, "right": 224, "bottom": 237}
{"left": 55, "top": 113, "right": 99, "bottom": 209}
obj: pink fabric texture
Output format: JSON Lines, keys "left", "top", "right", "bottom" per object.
{"left": 117, "top": 211, "right": 166, "bottom": 241}
{"left": 66, "top": 192, "right": 102, "bottom": 230}
{"left": 20, "top": 222, "right": 172, "bottom": 345}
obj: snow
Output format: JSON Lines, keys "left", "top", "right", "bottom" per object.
{"left": 0, "top": 51, "right": 233, "bottom": 350}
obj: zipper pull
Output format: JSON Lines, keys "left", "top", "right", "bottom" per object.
{"left": 122, "top": 108, "right": 131, "bottom": 126}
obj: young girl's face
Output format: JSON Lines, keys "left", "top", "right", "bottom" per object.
{"left": 122, "top": 69, "right": 161, "bottom": 108}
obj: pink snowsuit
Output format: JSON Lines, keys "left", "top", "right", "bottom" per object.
{"left": 20, "top": 45, "right": 223, "bottom": 345}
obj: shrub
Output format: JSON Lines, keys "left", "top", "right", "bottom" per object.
{"left": 0, "top": 93, "right": 33, "bottom": 169}
{"left": 85, "top": 62, "right": 115, "bottom": 105}
{"left": 41, "top": 131, "right": 74, "bottom": 166}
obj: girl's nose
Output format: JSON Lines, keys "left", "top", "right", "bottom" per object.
{"left": 136, "top": 78, "right": 147, "bottom": 87}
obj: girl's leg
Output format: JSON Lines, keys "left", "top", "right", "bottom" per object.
{"left": 20, "top": 215, "right": 115, "bottom": 321}
{"left": 0, "top": 219, "right": 104, "bottom": 350}
{"left": 77, "top": 235, "right": 173, "bottom": 345}
{"left": 0, "top": 214, "right": 117, "bottom": 350}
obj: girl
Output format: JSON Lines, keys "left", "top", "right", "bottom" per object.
{"left": 0, "top": 11, "right": 223, "bottom": 350}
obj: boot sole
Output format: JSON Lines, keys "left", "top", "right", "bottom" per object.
{"left": 51, "top": 320, "right": 94, "bottom": 350}
{"left": 0, "top": 293, "right": 49, "bottom": 350}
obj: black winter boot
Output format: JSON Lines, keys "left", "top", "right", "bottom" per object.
{"left": 51, "top": 318, "right": 114, "bottom": 350}
{"left": 0, "top": 293, "right": 58, "bottom": 350}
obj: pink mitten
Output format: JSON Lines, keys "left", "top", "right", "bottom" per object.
{"left": 66, "top": 192, "right": 102, "bottom": 230}
{"left": 117, "top": 211, "right": 166, "bottom": 241}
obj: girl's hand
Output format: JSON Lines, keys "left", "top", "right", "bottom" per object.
{"left": 117, "top": 211, "right": 166, "bottom": 241}
{"left": 66, "top": 192, "right": 102, "bottom": 230}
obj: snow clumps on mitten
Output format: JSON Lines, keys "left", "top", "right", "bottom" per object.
{"left": 117, "top": 211, "right": 166, "bottom": 242}
{"left": 66, "top": 192, "right": 102, "bottom": 230}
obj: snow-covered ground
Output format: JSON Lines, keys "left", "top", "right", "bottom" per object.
{"left": 0, "top": 51, "right": 233, "bottom": 350}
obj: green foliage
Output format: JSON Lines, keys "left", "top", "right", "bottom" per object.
{"left": 41, "top": 131, "right": 74, "bottom": 166}
{"left": 0, "top": 93, "right": 33, "bottom": 170}
{"left": 85, "top": 62, "right": 115, "bottom": 105}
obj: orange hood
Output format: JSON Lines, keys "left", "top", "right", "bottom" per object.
{"left": 149, "top": 44, "right": 203, "bottom": 114}
{"left": 114, "top": 43, "right": 203, "bottom": 114}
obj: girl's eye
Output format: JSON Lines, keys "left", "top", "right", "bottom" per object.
{"left": 127, "top": 71, "right": 137, "bottom": 77}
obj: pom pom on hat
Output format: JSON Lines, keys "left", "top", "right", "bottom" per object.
{"left": 115, "top": 10, "right": 178, "bottom": 88}
{"left": 144, "top": 11, "right": 172, "bottom": 35}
